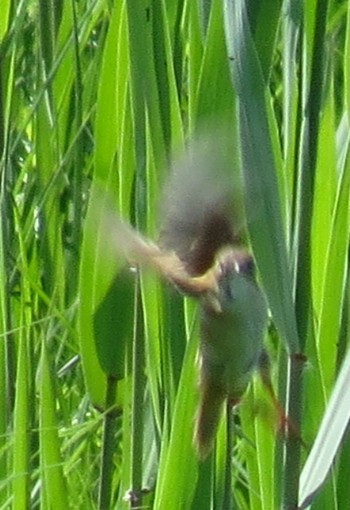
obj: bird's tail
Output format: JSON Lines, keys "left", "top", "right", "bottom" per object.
{"left": 194, "top": 382, "right": 226, "bottom": 460}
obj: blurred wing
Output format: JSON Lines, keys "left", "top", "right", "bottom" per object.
{"left": 159, "top": 132, "right": 244, "bottom": 276}
{"left": 102, "top": 211, "right": 217, "bottom": 296}
{"left": 90, "top": 129, "right": 245, "bottom": 297}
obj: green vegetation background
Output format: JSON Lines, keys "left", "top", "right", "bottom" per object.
{"left": 1, "top": 0, "right": 350, "bottom": 509}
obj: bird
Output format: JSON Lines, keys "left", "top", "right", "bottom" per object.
{"left": 194, "top": 249, "right": 268, "bottom": 459}
{"left": 101, "top": 135, "right": 270, "bottom": 459}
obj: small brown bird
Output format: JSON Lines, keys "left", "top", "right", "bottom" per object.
{"left": 102, "top": 135, "right": 269, "bottom": 459}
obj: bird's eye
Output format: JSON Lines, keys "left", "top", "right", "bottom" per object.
{"left": 237, "top": 256, "right": 255, "bottom": 276}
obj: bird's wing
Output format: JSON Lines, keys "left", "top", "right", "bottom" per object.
{"left": 158, "top": 132, "right": 244, "bottom": 277}
{"left": 103, "top": 211, "right": 218, "bottom": 296}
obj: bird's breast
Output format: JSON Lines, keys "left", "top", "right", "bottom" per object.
{"left": 199, "top": 273, "right": 268, "bottom": 397}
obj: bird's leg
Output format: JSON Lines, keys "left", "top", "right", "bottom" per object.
{"left": 257, "top": 351, "right": 306, "bottom": 447}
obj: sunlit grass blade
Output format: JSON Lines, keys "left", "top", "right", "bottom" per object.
{"left": 223, "top": 0, "right": 299, "bottom": 353}
{"left": 12, "top": 333, "right": 30, "bottom": 509}
{"left": 299, "top": 348, "right": 350, "bottom": 509}
{"left": 39, "top": 342, "right": 69, "bottom": 510}
{"left": 154, "top": 310, "right": 200, "bottom": 510}
{"left": 346, "top": 2, "right": 350, "bottom": 116}
{"left": 195, "top": 0, "right": 235, "bottom": 122}
{"left": 316, "top": 148, "right": 350, "bottom": 398}
{"left": 12, "top": 209, "right": 34, "bottom": 509}
{"left": 78, "top": 1, "right": 131, "bottom": 407}
{"left": 0, "top": 0, "right": 11, "bottom": 42}
{"left": 223, "top": 2, "right": 301, "bottom": 508}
